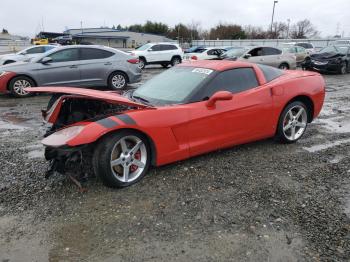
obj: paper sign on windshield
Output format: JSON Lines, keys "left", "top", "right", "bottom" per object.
{"left": 192, "top": 68, "right": 213, "bottom": 75}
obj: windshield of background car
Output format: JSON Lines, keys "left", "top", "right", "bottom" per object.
{"left": 132, "top": 66, "right": 214, "bottom": 105}
{"left": 136, "top": 43, "right": 153, "bottom": 51}
{"left": 319, "top": 46, "right": 349, "bottom": 55}
{"left": 223, "top": 48, "right": 247, "bottom": 57}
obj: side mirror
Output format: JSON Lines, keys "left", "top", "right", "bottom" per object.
{"left": 206, "top": 91, "right": 233, "bottom": 108}
{"left": 147, "top": 49, "right": 153, "bottom": 52}
{"left": 21, "top": 51, "right": 27, "bottom": 55}
{"left": 41, "top": 57, "right": 52, "bottom": 64}
{"left": 243, "top": 54, "right": 252, "bottom": 59}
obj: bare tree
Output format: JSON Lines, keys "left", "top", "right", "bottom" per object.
{"left": 269, "top": 22, "right": 288, "bottom": 39}
{"left": 244, "top": 25, "right": 268, "bottom": 39}
{"left": 290, "top": 19, "right": 319, "bottom": 39}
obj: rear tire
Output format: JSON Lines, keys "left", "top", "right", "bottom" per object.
{"left": 278, "top": 63, "right": 289, "bottom": 70}
{"left": 8, "top": 76, "right": 35, "bottom": 98}
{"left": 93, "top": 130, "right": 151, "bottom": 188}
{"left": 108, "top": 72, "right": 128, "bottom": 90}
{"left": 275, "top": 101, "right": 308, "bottom": 143}
{"left": 171, "top": 57, "right": 181, "bottom": 66}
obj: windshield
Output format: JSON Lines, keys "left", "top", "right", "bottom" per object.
{"left": 136, "top": 43, "right": 153, "bottom": 51}
{"left": 132, "top": 66, "right": 214, "bottom": 105}
{"left": 319, "top": 46, "right": 349, "bottom": 55}
{"left": 222, "top": 47, "right": 247, "bottom": 57}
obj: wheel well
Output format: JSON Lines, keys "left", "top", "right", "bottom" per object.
{"left": 7, "top": 74, "right": 37, "bottom": 90}
{"left": 286, "top": 95, "right": 314, "bottom": 122}
{"left": 94, "top": 128, "right": 157, "bottom": 166}
{"left": 108, "top": 70, "right": 129, "bottom": 84}
{"left": 172, "top": 55, "right": 182, "bottom": 61}
{"left": 138, "top": 56, "right": 147, "bottom": 63}
{"left": 279, "top": 62, "right": 289, "bottom": 68}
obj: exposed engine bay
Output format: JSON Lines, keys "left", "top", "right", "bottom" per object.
{"left": 43, "top": 95, "right": 135, "bottom": 189}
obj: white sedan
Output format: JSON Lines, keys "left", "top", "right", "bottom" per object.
{"left": 0, "top": 45, "right": 57, "bottom": 65}
{"left": 183, "top": 47, "right": 226, "bottom": 61}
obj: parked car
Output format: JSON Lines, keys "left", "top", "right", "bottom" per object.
{"left": 221, "top": 46, "right": 297, "bottom": 69}
{"left": 184, "top": 46, "right": 206, "bottom": 53}
{"left": 0, "top": 45, "right": 57, "bottom": 65}
{"left": 53, "top": 35, "right": 73, "bottom": 45}
{"left": 184, "top": 47, "right": 226, "bottom": 60}
{"left": 26, "top": 60, "right": 325, "bottom": 188}
{"left": 283, "top": 42, "right": 316, "bottom": 54}
{"left": 282, "top": 46, "right": 310, "bottom": 65}
{"left": 130, "top": 43, "right": 183, "bottom": 69}
{"left": 303, "top": 45, "right": 350, "bottom": 74}
{"left": 0, "top": 45, "right": 141, "bottom": 97}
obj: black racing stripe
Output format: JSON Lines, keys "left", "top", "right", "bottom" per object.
{"left": 96, "top": 118, "right": 119, "bottom": 128}
{"left": 115, "top": 114, "right": 136, "bottom": 125}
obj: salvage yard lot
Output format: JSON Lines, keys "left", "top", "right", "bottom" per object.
{"left": 0, "top": 67, "right": 350, "bottom": 261}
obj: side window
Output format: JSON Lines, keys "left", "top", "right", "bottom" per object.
{"left": 26, "top": 46, "right": 46, "bottom": 54}
{"left": 49, "top": 49, "right": 79, "bottom": 63}
{"left": 207, "top": 49, "right": 217, "bottom": 55}
{"left": 80, "top": 48, "right": 114, "bottom": 60}
{"left": 263, "top": 47, "right": 282, "bottom": 55}
{"left": 257, "top": 64, "right": 284, "bottom": 82}
{"left": 296, "top": 47, "right": 305, "bottom": 53}
{"left": 44, "top": 46, "right": 56, "bottom": 52}
{"left": 203, "top": 68, "right": 259, "bottom": 98}
{"left": 161, "top": 45, "right": 177, "bottom": 51}
{"left": 151, "top": 45, "right": 162, "bottom": 51}
{"left": 249, "top": 47, "right": 263, "bottom": 57}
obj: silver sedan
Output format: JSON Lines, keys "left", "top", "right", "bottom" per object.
{"left": 0, "top": 45, "right": 141, "bottom": 97}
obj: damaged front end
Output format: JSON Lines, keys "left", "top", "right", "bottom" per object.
{"left": 25, "top": 87, "right": 152, "bottom": 187}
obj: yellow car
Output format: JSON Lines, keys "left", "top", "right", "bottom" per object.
{"left": 32, "top": 38, "right": 49, "bottom": 45}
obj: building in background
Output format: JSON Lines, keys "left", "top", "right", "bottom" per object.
{"left": 64, "top": 27, "right": 173, "bottom": 48}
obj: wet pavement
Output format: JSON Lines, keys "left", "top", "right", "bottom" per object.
{"left": 0, "top": 67, "right": 349, "bottom": 261}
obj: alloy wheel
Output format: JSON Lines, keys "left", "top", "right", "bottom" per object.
{"left": 110, "top": 135, "right": 147, "bottom": 183}
{"left": 13, "top": 79, "right": 31, "bottom": 96}
{"left": 111, "top": 74, "right": 126, "bottom": 89}
{"left": 283, "top": 105, "right": 307, "bottom": 141}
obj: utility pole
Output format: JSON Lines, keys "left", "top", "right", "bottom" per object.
{"left": 286, "top": 18, "right": 290, "bottom": 39}
{"left": 81, "top": 21, "right": 83, "bottom": 34}
{"left": 270, "top": 0, "right": 278, "bottom": 38}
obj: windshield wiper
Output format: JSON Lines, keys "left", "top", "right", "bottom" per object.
{"left": 132, "top": 94, "right": 152, "bottom": 106}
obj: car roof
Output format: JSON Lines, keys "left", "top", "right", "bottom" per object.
{"left": 178, "top": 60, "right": 255, "bottom": 71}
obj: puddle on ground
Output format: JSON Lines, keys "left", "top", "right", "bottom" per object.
{"left": 303, "top": 138, "right": 350, "bottom": 153}
{"left": 316, "top": 117, "right": 350, "bottom": 134}
{"left": 0, "top": 120, "right": 29, "bottom": 131}
{"left": 329, "top": 155, "right": 345, "bottom": 164}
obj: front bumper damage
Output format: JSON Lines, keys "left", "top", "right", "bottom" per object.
{"left": 44, "top": 145, "right": 94, "bottom": 190}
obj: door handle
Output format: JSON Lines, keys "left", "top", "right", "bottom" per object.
{"left": 69, "top": 65, "right": 78, "bottom": 68}
{"left": 104, "top": 62, "right": 112, "bottom": 65}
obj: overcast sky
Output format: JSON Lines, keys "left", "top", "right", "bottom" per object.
{"left": 1, "top": 0, "right": 349, "bottom": 38}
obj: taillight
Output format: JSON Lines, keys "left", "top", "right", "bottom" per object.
{"left": 191, "top": 56, "right": 198, "bottom": 60}
{"left": 127, "top": 59, "right": 139, "bottom": 64}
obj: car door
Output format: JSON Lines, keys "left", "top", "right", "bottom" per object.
{"left": 78, "top": 47, "right": 115, "bottom": 86}
{"left": 34, "top": 48, "right": 81, "bottom": 86}
{"left": 146, "top": 44, "right": 163, "bottom": 62}
{"left": 160, "top": 45, "right": 175, "bottom": 61}
{"left": 295, "top": 46, "right": 306, "bottom": 63}
{"left": 261, "top": 47, "right": 283, "bottom": 67}
{"left": 186, "top": 67, "right": 274, "bottom": 157}
{"left": 206, "top": 49, "right": 223, "bottom": 60}
{"left": 241, "top": 47, "right": 264, "bottom": 64}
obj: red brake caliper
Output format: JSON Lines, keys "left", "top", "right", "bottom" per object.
{"left": 130, "top": 150, "right": 141, "bottom": 172}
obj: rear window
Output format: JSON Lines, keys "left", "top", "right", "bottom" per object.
{"left": 80, "top": 48, "right": 114, "bottom": 60}
{"left": 257, "top": 64, "right": 284, "bottom": 82}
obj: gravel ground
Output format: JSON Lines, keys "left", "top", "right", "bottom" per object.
{"left": 0, "top": 67, "right": 349, "bottom": 262}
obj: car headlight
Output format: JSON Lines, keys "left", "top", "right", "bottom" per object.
{"left": 41, "top": 125, "right": 85, "bottom": 147}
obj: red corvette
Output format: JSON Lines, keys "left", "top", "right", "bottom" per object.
{"left": 26, "top": 61, "right": 325, "bottom": 188}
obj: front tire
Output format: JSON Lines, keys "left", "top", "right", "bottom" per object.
{"left": 93, "top": 130, "right": 151, "bottom": 188}
{"left": 161, "top": 63, "right": 169, "bottom": 68}
{"left": 276, "top": 101, "right": 308, "bottom": 143}
{"left": 138, "top": 58, "right": 146, "bottom": 69}
{"left": 339, "top": 62, "right": 347, "bottom": 75}
{"left": 8, "top": 76, "right": 35, "bottom": 98}
{"left": 108, "top": 72, "right": 128, "bottom": 90}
